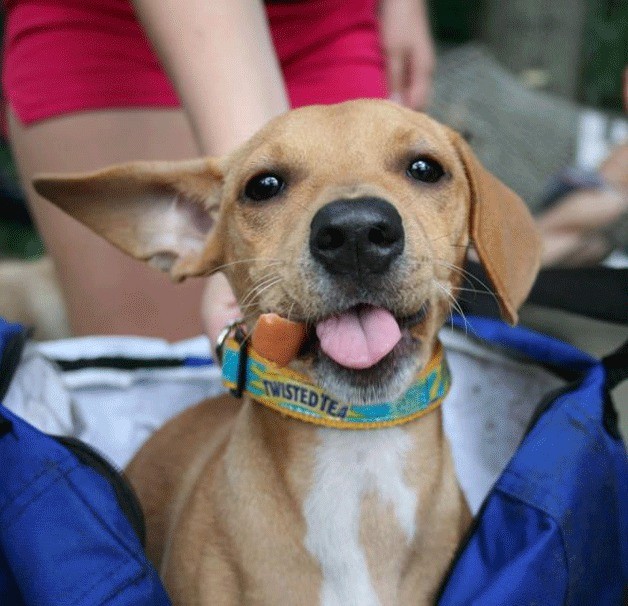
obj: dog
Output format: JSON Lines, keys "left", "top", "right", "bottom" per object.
{"left": 34, "top": 100, "right": 541, "bottom": 605}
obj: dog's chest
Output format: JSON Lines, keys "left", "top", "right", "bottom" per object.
{"left": 303, "top": 428, "right": 418, "bottom": 606}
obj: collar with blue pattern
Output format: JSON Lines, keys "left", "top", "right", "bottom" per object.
{"left": 221, "top": 338, "right": 450, "bottom": 429}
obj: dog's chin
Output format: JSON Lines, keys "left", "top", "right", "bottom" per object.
{"left": 311, "top": 325, "right": 428, "bottom": 405}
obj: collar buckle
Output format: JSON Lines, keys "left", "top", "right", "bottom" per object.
{"left": 215, "top": 319, "right": 247, "bottom": 366}
{"left": 215, "top": 319, "right": 249, "bottom": 398}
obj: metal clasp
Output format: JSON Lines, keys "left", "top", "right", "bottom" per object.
{"left": 214, "top": 318, "right": 248, "bottom": 367}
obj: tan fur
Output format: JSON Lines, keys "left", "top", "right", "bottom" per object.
{"left": 34, "top": 100, "right": 540, "bottom": 605}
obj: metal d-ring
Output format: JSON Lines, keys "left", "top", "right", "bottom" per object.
{"left": 214, "top": 318, "right": 247, "bottom": 367}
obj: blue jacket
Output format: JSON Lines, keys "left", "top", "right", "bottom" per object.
{"left": 0, "top": 316, "right": 626, "bottom": 605}
{"left": 0, "top": 318, "right": 170, "bottom": 605}
{"left": 438, "top": 316, "right": 627, "bottom": 605}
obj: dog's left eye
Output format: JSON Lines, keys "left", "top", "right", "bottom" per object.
{"left": 244, "top": 173, "right": 285, "bottom": 202}
{"left": 406, "top": 158, "right": 445, "bottom": 183}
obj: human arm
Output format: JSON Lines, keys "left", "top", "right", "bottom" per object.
{"left": 131, "top": 0, "right": 289, "bottom": 155}
{"left": 537, "top": 144, "right": 627, "bottom": 266}
{"left": 132, "top": 0, "right": 291, "bottom": 345}
{"left": 378, "top": 0, "right": 435, "bottom": 110}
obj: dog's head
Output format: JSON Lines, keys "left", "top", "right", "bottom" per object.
{"left": 34, "top": 100, "right": 541, "bottom": 403}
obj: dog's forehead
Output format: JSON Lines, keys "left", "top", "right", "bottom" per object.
{"left": 232, "top": 101, "right": 454, "bottom": 169}
{"left": 271, "top": 101, "right": 442, "bottom": 137}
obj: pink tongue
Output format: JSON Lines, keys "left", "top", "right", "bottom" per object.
{"left": 316, "top": 306, "right": 402, "bottom": 369}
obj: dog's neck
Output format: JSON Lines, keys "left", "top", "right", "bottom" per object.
{"left": 228, "top": 365, "right": 453, "bottom": 605}
{"left": 221, "top": 337, "right": 450, "bottom": 430}
{"left": 219, "top": 337, "right": 454, "bottom": 604}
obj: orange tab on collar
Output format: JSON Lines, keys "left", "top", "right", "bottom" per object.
{"left": 251, "top": 313, "right": 307, "bottom": 367}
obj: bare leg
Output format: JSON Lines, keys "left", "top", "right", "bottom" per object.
{"left": 8, "top": 108, "right": 207, "bottom": 340}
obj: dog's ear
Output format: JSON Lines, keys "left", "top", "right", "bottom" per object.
{"left": 449, "top": 132, "right": 542, "bottom": 324}
{"left": 33, "top": 159, "right": 226, "bottom": 281}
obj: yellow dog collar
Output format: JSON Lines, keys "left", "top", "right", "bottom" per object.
{"left": 221, "top": 337, "right": 450, "bottom": 430}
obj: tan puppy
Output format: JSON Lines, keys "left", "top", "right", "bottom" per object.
{"left": 34, "top": 100, "right": 541, "bottom": 605}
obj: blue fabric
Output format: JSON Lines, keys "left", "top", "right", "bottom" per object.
{"left": 0, "top": 320, "right": 170, "bottom": 606}
{"left": 0, "top": 317, "right": 22, "bottom": 365}
{"left": 440, "top": 316, "right": 628, "bottom": 605}
{"left": 0, "top": 316, "right": 626, "bottom": 605}
{"left": 183, "top": 355, "right": 214, "bottom": 367}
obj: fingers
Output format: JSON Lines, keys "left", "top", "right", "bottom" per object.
{"left": 202, "top": 272, "right": 242, "bottom": 354}
{"left": 386, "top": 47, "right": 433, "bottom": 110}
{"left": 379, "top": 0, "right": 434, "bottom": 110}
{"left": 407, "top": 42, "right": 435, "bottom": 110}
{"left": 386, "top": 47, "right": 407, "bottom": 106}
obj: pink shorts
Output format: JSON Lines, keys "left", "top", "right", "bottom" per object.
{"left": 2, "top": 0, "right": 387, "bottom": 125}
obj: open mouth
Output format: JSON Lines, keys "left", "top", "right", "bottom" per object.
{"left": 303, "top": 302, "right": 429, "bottom": 371}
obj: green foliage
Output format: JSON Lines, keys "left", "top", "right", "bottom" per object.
{"left": 0, "top": 219, "right": 45, "bottom": 259}
{"left": 579, "top": 0, "right": 627, "bottom": 112}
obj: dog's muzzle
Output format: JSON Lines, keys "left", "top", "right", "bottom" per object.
{"left": 309, "top": 197, "right": 404, "bottom": 277}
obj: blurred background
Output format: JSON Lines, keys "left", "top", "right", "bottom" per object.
{"left": 0, "top": 1, "right": 626, "bottom": 428}
{"left": 432, "top": 0, "right": 625, "bottom": 111}
{"left": 428, "top": 0, "right": 627, "bottom": 438}
{"left": 429, "top": 0, "right": 626, "bottom": 207}
{"left": 3, "top": 0, "right": 624, "bottom": 310}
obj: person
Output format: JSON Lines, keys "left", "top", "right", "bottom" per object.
{"left": 537, "top": 142, "right": 627, "bottom": 267}
{"left": 2, "top": 0, "right": 435, "bottom": 344}
{"left": 537, "top": 70, "right": 627, "bottom": 267}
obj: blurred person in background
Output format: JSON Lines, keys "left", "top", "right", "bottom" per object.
{"left": 538, "top": 69, "right": 627, "bottom": 267}
{"left": 2, "top": 0, "right": 435, "bottom": 343}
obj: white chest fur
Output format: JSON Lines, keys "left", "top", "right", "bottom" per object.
{"left": 303, "top": 428, "right": 417, "bottom": 606}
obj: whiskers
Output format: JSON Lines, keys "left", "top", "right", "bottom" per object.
{"left": 211, "top": 257, "right": 285, "bottom": 274}
{"left": 431, "top": 259, "right": 498, "bottom": 335}
{"left": 432, "top": 278, "right": 470, "bottom": 333}
{"left": 211, "top": 257, "right": 289, "bottom": 327}
{"left": 433, "top": 259, "right": 498, "bottom": 305}
{"left": 239, "top": 272, "right": 283, "bottom": 312}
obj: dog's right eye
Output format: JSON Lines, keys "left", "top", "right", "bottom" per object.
{"left": 244, "top": 173, "right": 285, "bottom": 202}
{"left": 406, "top": 157, "right": 445, "bottom": 183}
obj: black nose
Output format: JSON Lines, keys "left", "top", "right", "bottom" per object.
{"left": 309, "top": 197, "right": 404, "bottom": 276}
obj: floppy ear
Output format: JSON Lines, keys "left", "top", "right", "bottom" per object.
{"left": 33, "top": 158, "right": 226, "bottom": 281}
{"left": 449, "top": 133, "right": 542, "bottom": 324}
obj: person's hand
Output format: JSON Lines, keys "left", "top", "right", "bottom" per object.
{"left": 538, "top": 143, "right": 628, "bottom": 267}
{"left": 378, "top": 0, "right": 435, "bottom": 110}
{"left": 202, "top": 272, "right": 242, "bottom": 355}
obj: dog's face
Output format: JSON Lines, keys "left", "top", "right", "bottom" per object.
{"left": 221, "top": 102, "right": 473, "bottom": 402}
{"left": 34, "top": 100, "right": 541, "bottom": 403}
